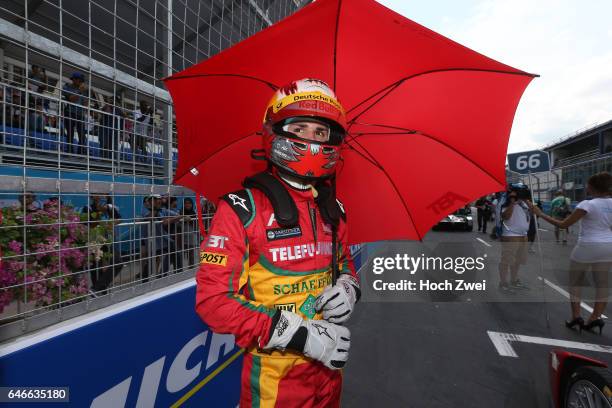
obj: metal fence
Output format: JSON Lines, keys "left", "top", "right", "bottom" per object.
{"left": 0, "top": 0, "right": 304, "bottom": 340}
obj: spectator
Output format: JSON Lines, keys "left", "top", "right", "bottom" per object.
{"left": 140, "top": 194, "right": 182, "bottom": 279}
{"left": 475, "top": 195, "right": 493, "bottom": 233}
{"left": 140, "top": 196, "right": 151, "bottom": 217}
{"left": 93, "top": 196, "right": 124, "bottom": 294}
{"left": 28, "top": 97, "right": 46, "bottom": 144}
{"left": 62, "top": 72, "right": 87, "bottom": 154}
{"left": 82, "top": 194, "right": 104, "bottom": 227}
{"left": 140, "top": 195, "right": 153, "bottom": 282}
{"left": 28, "top": 65, "right": 48, "bottom": 94}
{"left": 133, "top": 100, "right": 153, "bottom": 162}
{"left": 8, "top": 85, "right": 25, "bottom": 128}
{"left": 82, "top": 194, "right": 105, "bottom": 291}
{"left": 104, "top": 195, "right": 122, "bottom": 219}
{"left": 98, "top": 98, "right": 124, "bottom": 160}
{"left": 181, "top": 198, "right": 198, "bottom": 267}
{"left": 202, "top": 198, "right": 216, "bottom": 233}
{"left": 167, "top": 196, "right": 184, "bottom": 273}
{"left": 550, "top": 189, "right": 572, "bottom": 244}
{"left": 18, "top": 192, "right": 41, "bottom": 212}
{"left": 161, "top": 193, "right": 169, "bottom": 209}
{"left": 531, "top": 172, "right": 612, "bottom": 334}
{"left": 28, "top": 65, "right": 49, "bottom": 124}
{"left": 498, "top": 187, "right": 534, "bottom": 291}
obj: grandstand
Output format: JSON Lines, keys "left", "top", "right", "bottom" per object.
{"left": 0, "top": 0, "right": 303, "bottom": 340}
{"left": 510, "top": 120, "right": 612, "bottom": 203}
{"left": 542, "top": 120, "right": 612, "bottom": 201}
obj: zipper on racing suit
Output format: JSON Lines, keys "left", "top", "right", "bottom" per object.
{"left": 307, "top": 202, "right": 317, "bottom": 244}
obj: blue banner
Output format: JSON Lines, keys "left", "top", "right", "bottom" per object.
{"left": 0, "top": 281, "right": 241, "bottom": 408}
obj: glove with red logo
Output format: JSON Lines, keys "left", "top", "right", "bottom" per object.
{"left": 315, "top": 274, "right": 360, "bottom": 323}
{"left": 263, "top": 310, "right": 351, "bottom": 370}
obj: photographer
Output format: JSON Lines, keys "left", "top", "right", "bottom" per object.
{"left": 498, "top": 184, "right": 534, "bottom": 292}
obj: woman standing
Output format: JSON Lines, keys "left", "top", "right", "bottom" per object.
{"left": 531, "top": 172, "right": 612, "bottom": 334}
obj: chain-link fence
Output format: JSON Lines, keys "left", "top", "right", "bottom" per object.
{"left": 0, "top": 0, "right": 304, "bottom": 340}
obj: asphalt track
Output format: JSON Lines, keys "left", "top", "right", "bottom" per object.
{"left": 343, "top": 221, "right": 612, "bottom": 408}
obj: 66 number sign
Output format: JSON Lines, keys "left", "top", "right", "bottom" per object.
{"left": 507, "top": 150, "right": 550, "bottom": 174}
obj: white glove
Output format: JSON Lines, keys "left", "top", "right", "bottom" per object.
{"left": 262, "top": 310, "right": 351, "bottom": 370}
{"left": 315, "top": 274, "right": 360, "bottom": 323}
{"left": 302, "top": 319, "right": 351, "bottom": 370}
{"left": 262, "top": 310, "right": 303, "bottom": 351}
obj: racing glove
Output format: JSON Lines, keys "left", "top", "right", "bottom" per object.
{"left": 315, "top": 274, "right": 361, "bottom": 323}
{"left": 263, "top": 310, "right": 351, "bottom": 370}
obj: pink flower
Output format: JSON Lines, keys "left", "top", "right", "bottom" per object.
{"left": 8, "top": 240, "right": 23, "bottom": 254}
{"left": 6, "top": 260, "right": 24, "bottom": 274}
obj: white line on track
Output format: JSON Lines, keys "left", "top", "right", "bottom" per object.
{"left": 537, "top": 277, "right": 608, "bottom": 319}
{"left": 538, "top": 228, "right": 549, "bottom": 232}
{"left": 476, "top": 237, "right": 492, "bottom": 247}
{"left": 488, "top": 331, "right": 612, "bottom": 358}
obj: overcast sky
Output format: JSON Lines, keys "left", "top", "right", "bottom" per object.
{"left": 377, "top": 0, "right": 612, "bottom": 153}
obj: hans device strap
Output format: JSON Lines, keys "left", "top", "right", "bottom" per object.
{"left": 224, "top": 172, "right": 346, "bottom": 232}
{"left": 243, "top": 172, "right": 299, "bottom": 227}
{"left": 314, "top": 182, "right": 346, "bottom": 227}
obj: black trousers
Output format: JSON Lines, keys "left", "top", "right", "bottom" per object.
{"left": 477, "top": 209, "right": 488, "bottom": 232}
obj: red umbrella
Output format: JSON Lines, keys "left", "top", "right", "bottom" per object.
{"left": 164, "top": 0, "right": 536, "bottom": 244}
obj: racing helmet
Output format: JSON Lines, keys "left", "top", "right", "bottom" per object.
{"left": 262, "top": 78, "right": 347, "bottom": 180}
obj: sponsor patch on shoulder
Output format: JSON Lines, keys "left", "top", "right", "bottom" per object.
{"left": 274, "top": 303, "right": 296, "bottom": 312}
{"left": 266, "top": 226, "right": 302, "bottom": 241}
{"left": 199, "top": 251, "right": 228, "bottom": 266}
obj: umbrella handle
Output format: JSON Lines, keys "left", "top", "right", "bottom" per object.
{"left": 331, "top": 224, "right": 338, "bottom": 285}
{"left": 331, "top": 175, "right": 339, "bottom": 285}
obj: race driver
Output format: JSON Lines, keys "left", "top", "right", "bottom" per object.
{"left": 195, "top": 78, "right": 360, "bottom": 407}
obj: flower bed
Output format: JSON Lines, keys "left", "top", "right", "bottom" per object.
{"left": 0, "top": 200, "right": 113, "bottom": 313}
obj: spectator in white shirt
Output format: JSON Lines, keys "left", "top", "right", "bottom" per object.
{"left": 498, "top": 188, "right": 533, "bottom": 292}
{"left": 133, "top": 100, "right": 153, "bottom": 161}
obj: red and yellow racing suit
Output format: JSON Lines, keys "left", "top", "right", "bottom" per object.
{"left": 195, "top": 177, "right": 357, "bottom": 408}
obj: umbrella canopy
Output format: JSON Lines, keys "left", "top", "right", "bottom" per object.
{"left": 164, "top": 0, "right": 536, "bottom": 244}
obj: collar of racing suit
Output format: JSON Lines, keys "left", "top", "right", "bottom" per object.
{"left": 277, "top": 172, "right": 319, "bottom": 200}
{"left": 279, "top": 173, "right": 311, "bottom": 190}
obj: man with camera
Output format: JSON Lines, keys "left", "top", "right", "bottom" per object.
{"left": 498, "top": 184, "right": 534, "bottom": 292}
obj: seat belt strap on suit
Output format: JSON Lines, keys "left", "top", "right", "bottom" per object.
{"left": 243, "top": 172, "right": 299, "bottom": 227}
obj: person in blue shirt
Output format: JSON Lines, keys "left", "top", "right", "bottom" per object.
{"left": 140, "top": 194, "right": 184, "bottom": 280}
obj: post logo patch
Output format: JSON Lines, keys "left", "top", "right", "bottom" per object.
{"left": 200, "top": 251, "right": 228, "bottom": 266}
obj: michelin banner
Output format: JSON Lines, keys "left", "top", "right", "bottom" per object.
{"left": 0, "top": 280, "right": 241, "bottom": 408}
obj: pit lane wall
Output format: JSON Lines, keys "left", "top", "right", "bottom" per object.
{"left": 0, "top": 279, "right": 241, "bottom": 408}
